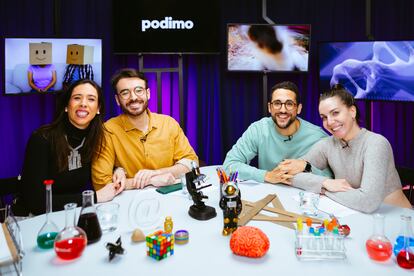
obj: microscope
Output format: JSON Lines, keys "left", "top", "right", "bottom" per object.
{"left": 184, "top": 161, "right": 216, "bottom": 220}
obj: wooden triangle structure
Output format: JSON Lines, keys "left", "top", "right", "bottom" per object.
{"left": 238, "top": 194, "right": 323, "bottom": 230}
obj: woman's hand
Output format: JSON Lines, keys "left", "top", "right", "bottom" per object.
{"left": 322, "top": 179, "right": 354, "bottom": 192}
{"left": 112, "top": 167, "right": 126, "bottom": 191}
{"left": 96, "top": 181, "right": 125, "bottom": 203}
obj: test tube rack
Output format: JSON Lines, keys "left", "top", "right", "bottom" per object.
{"left": 295, "top": 232, "right": 346, "bottom": 261}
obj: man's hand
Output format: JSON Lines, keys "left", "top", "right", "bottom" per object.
{"left": 112, "top": 167, "right": 126, "bottom": 192}
{"left": 322, "top": 179, "right": 354, "bottom": 192}
{"left": 133, "top": 169, "right": 161, "bottom": 189}
{"left": 150, "top": 173, "right": 176, "bottom": 187}
{"left": 277, "top": 159, "right": 307, "bottom": 175}
{"left": 264, "top": 168, "right": 292, "bottom": 185}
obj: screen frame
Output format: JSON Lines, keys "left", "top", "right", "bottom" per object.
{"left": 112, "top": 0, "right": 220, "bottom": 54}
{"left": 226, "top": 23, "right": 311, "bottom": 73}
{"left": 318, "top": 39, "right": 414, "bottom": 103}
{"left": 3, "top": 36, "right": 103, "bottom": 96}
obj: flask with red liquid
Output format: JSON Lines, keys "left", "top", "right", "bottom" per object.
{"left": 36, "top": 179, "right": 59, "bottom": 249}
{"left": 365, "top": 213, "right": 392, "bottom": 261}
{"left": 77, "top": 190, "right": 102, "bottom": 244}
{"left": 396, "top": 215, "right": 414, "bottom": 269}
{"left": 54, "top": 203, "right": 87, "bottom": 260}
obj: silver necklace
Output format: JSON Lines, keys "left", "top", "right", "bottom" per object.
{"left": 65, "top": 135, "right": 86, "bottom": 171}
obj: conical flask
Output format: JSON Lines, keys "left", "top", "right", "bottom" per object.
{"left": 54, "top": 203, "right": 87, "bottom": 260}
{"left": 36, "top": 179, "right": 59, "bottom": 249}
{"left": 396, "top": 215, "right": 414, "bottom": 269}
{"left": 365, "top": 213, "right": 392, "bottom": 261}
{"left": 77, "top": 190, "right": 102, "bottom": 244}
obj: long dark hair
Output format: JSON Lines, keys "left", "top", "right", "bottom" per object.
{"left": 36, "top": 79, "right": 106, "bottom": 172}
{"left": 319, "top": 83, "right": 361, "bottom": 123}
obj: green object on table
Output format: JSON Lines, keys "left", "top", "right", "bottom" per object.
{"left": 156, "top": 183, "right": 182, "bottom": 194}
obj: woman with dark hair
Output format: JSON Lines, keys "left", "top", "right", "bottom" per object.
{"left": 279, "top": 84, "right": 411, "bottom": 213}
{"left": 19, "top": 79, "right": 124, "bottom": 215}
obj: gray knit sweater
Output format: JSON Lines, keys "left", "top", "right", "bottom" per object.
{"left": 292, "top": 128, "right": 401, "bottom": 213}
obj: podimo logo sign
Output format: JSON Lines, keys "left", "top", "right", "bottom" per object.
{"left": 141, "top": 17, "right": 194, "bottom": 32}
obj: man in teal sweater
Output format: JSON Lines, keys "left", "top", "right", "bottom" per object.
{"left": 223, "top": 81, "right": 330, "bottom": 184}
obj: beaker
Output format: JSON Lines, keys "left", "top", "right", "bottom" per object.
{"left": 394, "top": 215, "right": 414, "bottom": 256}
{"left": 36, "top": 179, "right": 59, "bottom": 249}
{"left": 54, "top": 203, "right": 87, "bottom": 260}
{"left": 365, "top": 213, "right": 392, "bottom": 261}
{"left": 77, "top": 190, "right": 102, "bottom": 244}
{"left": 396, "top": 215, "right": 414, "bottom": 269}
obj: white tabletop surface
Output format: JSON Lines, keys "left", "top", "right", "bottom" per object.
{"left": 14, "top": 166, "right": 414, "bottom": 275}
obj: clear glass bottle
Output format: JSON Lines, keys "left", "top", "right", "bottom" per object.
{"left": 365, "top": 213, "right": 392, "bottom": 261}
{"left": 77, "top": 190, "right": 102, "bottom": 244}
{"left": 54, "top": 203, "right": 87, "bottom": 260}
{"left": 396, "top": 215, "right": 414, "bottom": 269}
{"left": 394, "top": 215, "right": 414, "bottom": 256}
{"left": 36, "top": 179, "right": 59, "bottom": 249}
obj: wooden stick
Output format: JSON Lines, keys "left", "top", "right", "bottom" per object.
{"left": 244, "top": 200, "right": 323, "bottom": 223}
{"left": 238, "top": 194, "right": 276, "bottom": 226}
{"left": 252, "top": 214, "right": 298, "bottom": 222}
{"left": 271, "top": 195, "right": 295, "bottom": 229}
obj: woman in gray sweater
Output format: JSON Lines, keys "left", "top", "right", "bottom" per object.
{"left": 279, "top": 85, "right": 411, "bottom": 213}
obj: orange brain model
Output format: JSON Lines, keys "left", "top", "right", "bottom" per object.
{"left": 230, "top": 226, "right": 270, "bottom": 258}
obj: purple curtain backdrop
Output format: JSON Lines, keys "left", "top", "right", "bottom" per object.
{"left": 0, "top": 0, "right": 413, "bottom": 180}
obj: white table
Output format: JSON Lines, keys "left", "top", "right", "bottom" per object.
{"left": 16, "top": 166, "right": 414, "bottom": 275}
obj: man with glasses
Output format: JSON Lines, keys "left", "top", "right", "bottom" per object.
{"left": 92, "top": 68, "right": 198, "bottom": 191}
{"left": 223, "top": 81, "right": 330, "bottom": 184}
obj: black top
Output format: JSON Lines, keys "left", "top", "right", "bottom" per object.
{"left": 20, "top": 120, "right": 94, "bottom": 215}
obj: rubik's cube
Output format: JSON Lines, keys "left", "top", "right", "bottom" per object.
{"left": 146, "top": 230, "right": 174, "bottom": 261}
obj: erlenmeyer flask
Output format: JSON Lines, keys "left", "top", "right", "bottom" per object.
{"left": 396, "top": 215, "right": 414, "bottom": 269}
{"left": 77, "top": 190, "right": 102, "bottom": 244}
{"left": 36, "top": 179, "right": 59, "bottom": 249}
{"left": 365, "top": 213, "right": 392, "bottom": 261}
{"left": 54, "top": 203, "right": 87, "bottom": 260}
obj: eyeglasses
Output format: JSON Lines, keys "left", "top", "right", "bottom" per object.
{"left": 118, "top": 86, "right": 147, "bottom": 100}
{"left": 270, "top": 100, "right": 297, "bottom": 110}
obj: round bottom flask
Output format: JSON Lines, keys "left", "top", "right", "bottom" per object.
{"left": 54, "top": 203, "right": 87, "bottom": 260}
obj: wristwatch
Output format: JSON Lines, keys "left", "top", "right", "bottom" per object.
{"left": 303, "top": 161, "right": 312, "bottom": 173}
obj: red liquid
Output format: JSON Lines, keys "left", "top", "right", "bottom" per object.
{"left": 397, "top": 250, "right": 414, "bottom": 269}
{"left": 54, "top": 237, "right": 87, "bottom": 260}
{"left": 365, "top": 239, "right": 392, "bottom": 261}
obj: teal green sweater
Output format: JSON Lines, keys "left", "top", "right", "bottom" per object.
{"left": 223, "top": 117, "right": 330, "bottom": 182}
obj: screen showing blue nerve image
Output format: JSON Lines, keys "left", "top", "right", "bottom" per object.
{"left": 319, "top": 40, "right": 414, "bottom": 102}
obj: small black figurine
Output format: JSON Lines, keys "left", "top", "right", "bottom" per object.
{"left": 185, "top": 161, "right": 217, "bottom": 220}
{"left": 219, "top": 181, "right": 242, "bottom": 235}
{"left": 105, "top": 236, "right": 125, "bottom": 261}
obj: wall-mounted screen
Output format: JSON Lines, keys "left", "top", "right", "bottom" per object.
{"left": 227, "top": 24, "right": 310, "bottom": 72}
{"left": 4, "top": 38, "right": 102, "bottom": 95}
{"left": 113, "top": 0, "right": 220, "bottom": 54}
{"left": 319, "top": 40, "right": 414, "bottom": 102}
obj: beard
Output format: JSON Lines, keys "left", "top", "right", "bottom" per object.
{"left": 121, "top": 98, "right": 149, "bottom": 117}
{"left": 271, "top": 112, "right": 296, "bottom": 129}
